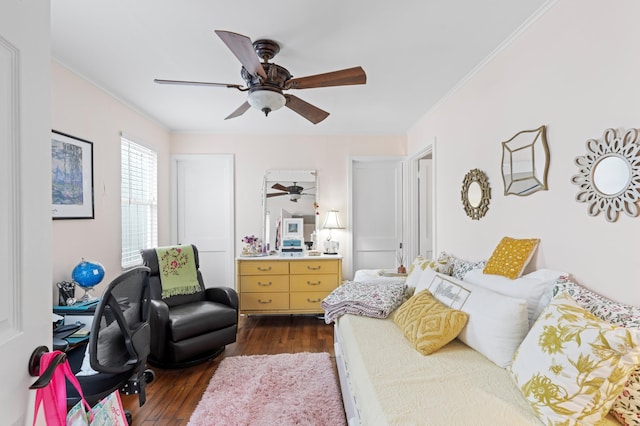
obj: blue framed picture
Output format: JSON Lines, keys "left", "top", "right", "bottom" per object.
{"left": 51, "top": 130, "right": 94, "bottom": 219}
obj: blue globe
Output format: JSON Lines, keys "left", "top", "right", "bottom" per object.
{"left": 72, "top": 260, "right": 105, "bottom": 289}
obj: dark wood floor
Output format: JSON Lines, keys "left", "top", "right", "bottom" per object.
{"left": 121, "top": 314, "right": 336, "bottom": 425}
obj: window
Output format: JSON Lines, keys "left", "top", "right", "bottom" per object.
{"left": 121, "top": 135, "right": 157, "bottom": 268}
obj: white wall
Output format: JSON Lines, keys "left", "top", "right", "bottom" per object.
{"left": 170, "top": 133, "right": 406, "bottom": 278}
{"left": 407, "top": 0, "right": 640, "bottom": 305}
{"left": 51, "top": 62, "right": 172, "bottom": 299}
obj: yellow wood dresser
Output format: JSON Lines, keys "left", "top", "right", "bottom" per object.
{"left": 237, "top": 255, "right": 342, "bottom": 314}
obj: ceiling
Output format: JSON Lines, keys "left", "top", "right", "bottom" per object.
{"left": 51, "top": 0, "right": 551, "bottom": 135}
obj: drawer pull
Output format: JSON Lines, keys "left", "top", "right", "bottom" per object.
{"left": 307, "top": 298, "right": 322, "bottom": 303}
{"left": 307, "top": 265, "right": 321, "bottom": 270}
{"left": 258, "top": 281, "right": 272, "bottom": 287}
{"left": 257, "top": 266, "right": 272, "bottom": 272}
{"left": 258, "top": 299, "right": 272, "bottom": 304}
{"left": 307, "top": 281, "right": 321, "bottom": 286}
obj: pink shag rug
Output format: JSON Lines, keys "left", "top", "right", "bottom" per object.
{"left": 188, "top": 352, "right": 346, "bottom": 426}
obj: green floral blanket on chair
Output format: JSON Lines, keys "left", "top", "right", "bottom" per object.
{"left": 155, "top": 245, "right": 201, "bottom": 298}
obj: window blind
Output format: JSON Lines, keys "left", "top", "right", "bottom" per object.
{"left": 121, "top": 136, "right": 157, "bottom": 268}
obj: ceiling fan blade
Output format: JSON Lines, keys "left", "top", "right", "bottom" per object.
{"left": 266, "top": 192, "right": 288, "bottom": 198}
{"left": 154, "top": 79, "right": 243, "bottom": 89}
{"left": 225, "top": 101, "right": 251, "bottom": 120}
{"left": 285, "top": 66, "right": 366, "bottom": 90}
{"left": 215, "top": 30, "right": 267, "bottom": 80}
{"left": 285, "top": 95, "right": 329, "bottom": 124}
{"left": 271, "top": 183, "right": 289, "bottom": 191}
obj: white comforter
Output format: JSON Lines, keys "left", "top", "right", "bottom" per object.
{"left": 335, "top": 314, "right": 618, "bottom": 426}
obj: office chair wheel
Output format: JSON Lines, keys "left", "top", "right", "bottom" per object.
{"left": 144, "top": 369, "right": 155, "bottom": 384}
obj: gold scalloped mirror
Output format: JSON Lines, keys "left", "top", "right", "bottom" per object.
{"left": 461, "top": 169, "right": 491, "bottom": 220}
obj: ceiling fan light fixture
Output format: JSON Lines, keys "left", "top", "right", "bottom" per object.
{"left": 247, "top": 89, "right": 286, "bottom": 116}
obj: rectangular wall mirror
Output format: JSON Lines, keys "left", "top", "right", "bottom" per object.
{"left": 262, "top": 170, "right": 317, "bottom": 252}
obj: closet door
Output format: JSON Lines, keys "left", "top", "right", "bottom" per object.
{"left": 351, "top": 159, "right": 403, "bottom": 275}
{"left": 172, "top": 155, "right": 234, "bottom": 289}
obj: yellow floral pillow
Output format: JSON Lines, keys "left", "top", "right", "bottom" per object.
{"left": 393, "top": 290, "right": 468, "bottom": 355}
{"left": 509, "top": 292, "right": 640, "bottom": 425}
{"left": 483, "top": 236, "right": 539, "bottom": 279}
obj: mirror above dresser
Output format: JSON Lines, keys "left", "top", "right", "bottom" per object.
{"left": 262, "top": 170, "right": 317, "bottom": 252}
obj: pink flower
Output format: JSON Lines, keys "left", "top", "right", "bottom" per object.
{"left": 171, "top": 260, "right": 178, "bottom": 267}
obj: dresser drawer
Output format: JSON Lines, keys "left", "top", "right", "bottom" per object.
{"left": 290, "top": 274, "right": 338, "bottom": 292}
{"left": 290, "top": 260, "right": 339, "bottom": 275}
{"left": 241, "top": 293, "right": 289, "bottom": 311}
{"left": 239, "top": 260, "right": 289, "bottom": 275}
{"left": 290, "top": 292, "right": 329, "bottom": 310}
{"left": 241, "top": 275, "right": 289, "bottom": 293}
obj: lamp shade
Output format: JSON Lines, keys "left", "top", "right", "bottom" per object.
{"left": 247, "top": 89, "right": 286, "bottom": 116}
{"left": 322, "top": 210, "right": 344, "bottom": 230}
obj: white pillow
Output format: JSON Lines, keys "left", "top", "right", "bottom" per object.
{"left": 427, "top": 273, "right": 529, "bottom": 368}
{"left": 463, "top": 268, "right": 565, "bottom": 326}
{"left": 412, "top": 266, "right": 437, "bottom": 296}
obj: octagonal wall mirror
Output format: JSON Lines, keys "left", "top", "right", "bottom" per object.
{"left": 571, "top": 128, "right": 640, "bottom": 222}
{"left": 461, "top": 169, "right": 491, "bottom": 220}
{"left": 501, "top": 125, "right": 550, "bottom": 196}
{"left": 262, "top": 170, "right": 317, "bottom": 251}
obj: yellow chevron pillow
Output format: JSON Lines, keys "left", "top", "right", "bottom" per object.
{"left": 393, "top": 290, "right": 468, "bottom": 355}
{"left": 483, "top": 236, "right": 539, "bottom": 279}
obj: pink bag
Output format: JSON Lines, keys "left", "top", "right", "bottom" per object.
{"left": 32, "top": 351, "right": 91, "bottom": 426}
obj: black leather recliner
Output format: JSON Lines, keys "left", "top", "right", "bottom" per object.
{"left": 141, "top": 244, "right": 238, "bottom": 368}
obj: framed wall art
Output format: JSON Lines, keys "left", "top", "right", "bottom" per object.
{"left": 51, "top": 130, "right": 95, "bottom": 219}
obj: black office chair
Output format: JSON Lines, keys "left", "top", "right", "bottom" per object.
{"left": 65, "top": 266, "right": 155, "bottom": 415}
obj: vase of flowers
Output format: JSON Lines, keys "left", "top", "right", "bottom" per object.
{"left": 242, "top": 235, "right": 261, "bottom": 256}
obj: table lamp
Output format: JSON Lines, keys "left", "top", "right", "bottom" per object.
{"left": 322, "top": 209, "right": 344, "bottom": 255}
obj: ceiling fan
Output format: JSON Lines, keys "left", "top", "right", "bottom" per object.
{"left": 267, "top": 182, "right": 314, "bottom": 202}
{"left": 154, "top": 30, "right": 367, "bottom": 124}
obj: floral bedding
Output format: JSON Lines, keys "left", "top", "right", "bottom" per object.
{"left": 321, "top": 280, "right": 406, "bottom": 324}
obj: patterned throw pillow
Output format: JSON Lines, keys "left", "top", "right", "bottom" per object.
{"left": 442, "top": 252, "right": 487, "bottom": 280}
{"left": 553, "top": 277, "right": 640, "bottom": 425}
{"left": 393, "top": 290, "right": 468, "bottom": 355}
{"left": 509, "top": 292, "right": 640, "bottom": 425}
{"left": 483, "top": 236, "right": 539, "bottom": 279}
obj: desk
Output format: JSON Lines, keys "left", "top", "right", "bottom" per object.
{"left": 53, "top": 299, "right": 98, "bottom": 349}
{"left": 53, "top": 299, "right": 99, "bottom": 327}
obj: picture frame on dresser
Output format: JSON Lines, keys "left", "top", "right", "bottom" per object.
{"left": 282, "top": 218, "right": 304, "bottom": 239}
{"left": 51, "top": 130, "right": 95, "bottom": 220}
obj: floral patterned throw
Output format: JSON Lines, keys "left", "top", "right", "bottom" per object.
{"left": 155, "top": 245, "right": 201, "bottom": 298}
{"left": 322, "top": 281, "right": 406, "bottom": 324}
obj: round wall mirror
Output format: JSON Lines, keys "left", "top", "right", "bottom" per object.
{"left": 571, "top": 128, "right": 640, "bottom": 222}
{"left": 461, "top": 169, "right": 491, "bottom": 220}
{"left": 592, "top": 155, "right": 631, "bottom": 196}
{"left": 467, "top": 182, "right": 482, "bottom": 207}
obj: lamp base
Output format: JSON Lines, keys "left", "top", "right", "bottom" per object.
{"left": 323, "top": 240, "right": 339, "bottom": 256}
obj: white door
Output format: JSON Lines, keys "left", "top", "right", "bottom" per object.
{"left": 417, "top": 153, "right": 433, "bottom": 259}
{"left": 407, "top": 146, "right": 435, "bottom": 263}
{"left": 350, "top": 159, "right": 403, "bottom": 275}
{"left": 0, "top": 1, "right": 53, "bottom": 424}
{"left": 172, "top": 155, "right": 235, "bottom": 289}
